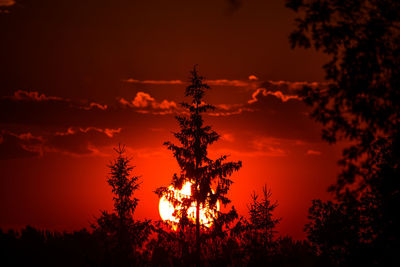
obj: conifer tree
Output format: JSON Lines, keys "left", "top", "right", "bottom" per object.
{"left": 107, "top": 145, "right": 139, "bottom": 229}
{"left": 230, "top": 185, "right": 280, "bottom": 265}
{"left": 94, "top": 145, "right": 151, "bottom": 265}
{"left": 248, "top": 185, "right": 280, "bottom": 247}
{"left": 156, "top": 66, "right": 242, "bottom": 261}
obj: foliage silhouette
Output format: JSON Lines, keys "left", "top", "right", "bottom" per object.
{"left": 0, "top": 226, "right": 104, "bottom": 266}
{"left": 92, "top": 144, "right": 152, "bottom": 266}
{"left": 231, "top": 185, "right": 282, "bottom": 266}
{"left": 155, "top": 66, "right": 242, "bottom": 264}
{"left": 248, "top": 185, "right": 281, "bottom": 246}
{"left": 286, "top": 0, "right": 400, "bottom": 195}
{"left": 287, "top": 0, "right": 400, "bottom": 265}
{"left": 0, "top": 190, "right": 320, "bottom": 266}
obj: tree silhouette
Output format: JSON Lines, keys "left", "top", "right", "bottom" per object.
{"left": 155, "top": 66, "right": 242, "bottom": 263}
{"left": 287, "top": 0, "right": 400, "bottom": 265}
{"left": 248, "top": 185, "right": 280, "bottom": 248}
{"left": 305, "top": 197, "right": 362, "bottom": 266}
{"left": 233, "top": 185, "right": 281, "bottom": 265}
{"left": 108, "top": 145, "right": 139, "bottom": 226}
{"left": 286, "top": 0, "right": 400, "bottom": 196}
{"left": 93, "top": 145, "right": 151, "bottom": 265}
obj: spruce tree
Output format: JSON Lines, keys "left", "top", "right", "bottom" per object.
{"left": 106, "top": 145, "right": 139, "bottom": 225}
{"left": 248, "top": 185, "right": 280, "bottom": 247}
{"left": 156, "top": 66, "right": 242, "bottom": 261}
{"left": 94, "top": 145, "right": 151, "bottom": 265}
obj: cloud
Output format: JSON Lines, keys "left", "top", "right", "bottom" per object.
{"left": 205, "top": 82, "right": 322, "bottom": 143}
{"left": 6, "top": 90, "right": 108, "bottom": 111}
{"left": 261, "top": 80, "right": 321, "bottom": 94}
{"left": 123, "top": 79, "right": 183, "bottom": 85}
{"left": 130, "top": 92, "right": 155, "bottom": 108}
{"left": 248, "top": 75, "right": 258, "bottom": 81}
{"left": 0, "top": 131, "right": 43, "bottom": 160}
{"left": 0, "top": 0, "right": 15, "bottom": 7}
{"left": 103, "top": 128, "right": 121, "bottom": 137}
{"left": 9, "top": 90, "right": 64, "bottom": 102}
{"left": 81, "top": 102, "right": 108, "bottom": 110}
{"left": 125, "top": 146, "right": 170, "bottom": 159}
{"left": 207, "top": 79, "right": 250, "bottom": 87}
{"left": 209, "top": 104, "right": 252, "bottom": 116}
{"left": 209, "top": 134, "right": 324, "bottom": 159}
{"left": 123, "top": 76, "right": 259, "bottom": 88}
{"left": 0, "top": 89, "right": 179, "bottom": 159}
{"left": 221, "top": 133, "right": 235, "bottom": 142}
{"left": 124, "top": 81, "right": 301, "bottom": 118}
{"left": 119, "top": 91, "right": 178, "bottom": 114}
{"left": 306, "top": 149, "right": 322, "bottom": 156}
{"left": 248, "top": 88, "right": 300, "bottom": 104}
{"left": 251, "top": 137, "right": 287, "bottom": 157}
{"left": 47, "top": 127, "right": 121, "bottom": 156}
{"left": 0, "top": 126, "right": 122, "bottom": 159}
{"left": 208, "top": 86, "right": 301, "bottom": 116}
{"left": 124, "top": 78, "right": 308, "bottom": 118}
{"left": 210, "top": 147, "right": 286, "bottom": 158}
{"left": 58, "top": 127, "right": 121, "bottom": 138}
{"left": 0, "top": 90, "right": 138, "bottom": 130}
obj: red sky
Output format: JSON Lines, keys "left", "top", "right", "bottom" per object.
{"left": 0, "top": 0, "right": 341, "bottom": 239}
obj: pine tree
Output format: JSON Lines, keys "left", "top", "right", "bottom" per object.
{"left": 156, "top": 66, "right": 242, "bottom": 261}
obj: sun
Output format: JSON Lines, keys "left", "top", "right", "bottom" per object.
{"left": 158, "top": 181, "right": 220, "bottom": 228}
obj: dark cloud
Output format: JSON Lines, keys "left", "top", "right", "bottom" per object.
{"left": 260, "top": 80, "right": 321, "bottom": 94}
{"left": 0, "top": 90, "right": 107, "bottom": 128}
{"left": 243, "top": 90, "right": 319, "bottom": 141}
{"left": 208, "top": 86, "right": 321, "bottom": 143}
{"left": 0, "top": 90, "right": 176, "bottom": 130}
{"left": 0, "top": 89, "right": 179, "bottom": 158}
{"left": 46, "top": 127, "right": 120, "bottom": 156}
{"left": 0, "top": 131, "right": 42, "bottom": 160}
{"left": 0, "top": 127, "right": 122, "bottom": 159}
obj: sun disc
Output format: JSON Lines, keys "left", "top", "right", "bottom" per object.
{"left": 158, "top": 181, "right": 219, "bottom": 228}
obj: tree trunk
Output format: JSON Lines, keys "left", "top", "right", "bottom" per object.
{"left": 196, "top": 200, "right": 200, "bottom": 264}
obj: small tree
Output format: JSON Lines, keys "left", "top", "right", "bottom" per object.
{"left": 248, "top": 185, "right": 280, "bottom": 246}
{"left": 108, "top": 145, "right": 139, "bottom": 227}
{"left": 93, "top": 145, "right": 151, "bottom": 265}
{"left": 156, "top": 66, "right": 242, "bottom": 262}
{"left": 236, "top": 185, "right": 280, "bottom": 265}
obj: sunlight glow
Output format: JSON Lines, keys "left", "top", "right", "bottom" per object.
{"left": 158, "top": 181, "right": 220, "bottom": 228}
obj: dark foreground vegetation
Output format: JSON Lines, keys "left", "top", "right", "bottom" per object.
{"left": 0, "top": 183, "right": 318, "bottom": 266}
{"left": 0, "top": 209, "right": 317, "bottom": 266}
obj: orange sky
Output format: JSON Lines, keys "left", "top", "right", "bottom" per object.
{"left": 0, "top": 0, "right": 340, "bottom": 239}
